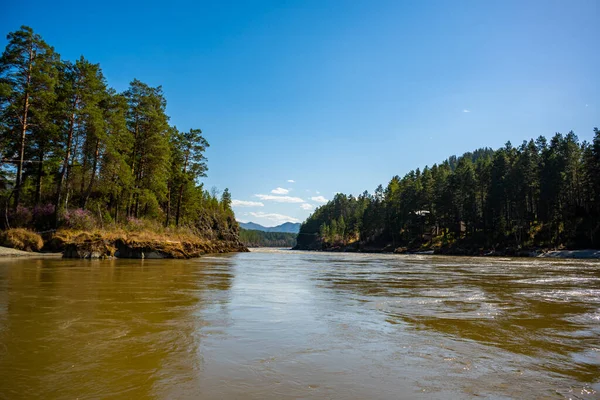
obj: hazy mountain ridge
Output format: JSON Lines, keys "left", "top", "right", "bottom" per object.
{"left": 238, "top": 221, "right": 301, "bottom": 233}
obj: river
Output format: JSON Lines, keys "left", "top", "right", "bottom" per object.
{"left": 0, "top": 249, "right": 598, "bottom": 399}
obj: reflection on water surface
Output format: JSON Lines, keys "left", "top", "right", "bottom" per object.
{"left": 0, "top": 250, "right": 598, "bottom": 399}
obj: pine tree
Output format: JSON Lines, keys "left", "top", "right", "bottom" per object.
{"left": 0, "top": 26, "right": 59, "bottom": 209}
{"left": 96, "top": 91, "right": 132, "bottom": 222}
{"left": 172, "top": 128, "right": 208, "bottom": 226}
{"left": 123, "top": 79, "right": 170, "bottom": 219}
{"left": 54, "top": 57, "right": 108, "bottom": 218}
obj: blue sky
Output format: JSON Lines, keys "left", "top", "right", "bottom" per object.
{"left": 1, "top": 0, "right": 598, "bottom": 226}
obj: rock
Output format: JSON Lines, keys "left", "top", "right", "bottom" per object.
{"left": 63, "top": 242, "right": 115, "bottom": 259}
{"left": 62, "top": 234, "right": 248, "bottom": 259}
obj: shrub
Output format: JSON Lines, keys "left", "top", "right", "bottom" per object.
{"left": 62, "top": 208, "right": 96, "bottom": 231}
{"left": 32, "top": 204, "right": 56, "bottom": 231}
{"left": 0, "top": 228, "right": 44, "bottom": 252}
{"left": 124, "top": 216, "right": 165, "bottom": 233}
{"left": 9, "top": 205, "right": 33, "bottom": 228}
{"left": 125, "top": 216, "right": 145, "bottom": 231}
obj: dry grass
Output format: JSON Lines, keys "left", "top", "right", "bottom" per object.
{"left": 0, "top": 228, "right": 44, "bottom": 252}
{"left": 53, "top": 226, "right": 226, "bottom": 258}
{"left": 54, "top": 227, "right": 206, "bottom": 246}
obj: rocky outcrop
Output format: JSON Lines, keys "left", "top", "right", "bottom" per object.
{"left": 63, "top": 241, "right": 116, "bottom": 259}
{"left": 111, "top": 238, "right": 248, "bottom": 259}
{"left": 57, "top": 230, "right": 248, "bottom": 259}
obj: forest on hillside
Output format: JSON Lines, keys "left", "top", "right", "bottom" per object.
{"left": 0, "top": 26, "right": 237, "bottom": 239}
{"left": 297, "top": 129, "right": 600, "bottom": 253}
{"left": 239, "top": 229, "right": 297, "bottom": 248}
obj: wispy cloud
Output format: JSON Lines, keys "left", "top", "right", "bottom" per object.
{"left": 249, "top": 211, "right": 300, "bottom": 224}
{"left": 311, "top": 196, "right": 328, "bottom": 203}
{"left": 271, "top": 187, "right": 289, "bottom": 195}
{"left": 300, "top": 203, "right": 314, "bottom": 210}
{"left": 463, "top": 109, "right": 471, "bottom": 113}
{"left": 287, "top": 179, "right": 295, "bottom": 183}
{"left": 232, "top": 200, "right": 264, "bottom": 207}
{"left": 255, "top": 194, "right": 304, "bottom": 203}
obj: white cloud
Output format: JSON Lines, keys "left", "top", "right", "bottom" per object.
{"left": 255, "top": 194, "right": 304, "bottom": 203}
{"left": 316, "top": 191, "right": 320, "bottom": 194}
{"left": 231, "top": 200, "right": 264, "bottom": 207}
{"left": 311, "top": 196, "right": 328, "bottom": 203}
{"left": 287, "top": 179, "right": 295, "bottom": 183}
{"left": 249, "top": 212, "right": 300, "bottom": 224}
{"left": 300, "top": 203, "right": 314, "bottom": 210}
{"left": 271, "top": 187, "right": 290, "bottom": 195}
{"left": 463, "top": 109, "right": 471, "bottom": 113}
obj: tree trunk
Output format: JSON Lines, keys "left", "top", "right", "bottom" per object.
{"left": 127, "top": 192, "right": 134, "bottom": 218}
{"left": 115, "top": 194, "right": 120, "bottom": 224}
{"left": 134, "top": 193, "right": 139, "bottom": 218}
{"left": 79, "top": 151, "right": 87, "bottom": 200}
{"left": 55, "top": 99, "right": 78, "bottom": 223}
{"left": 34, "top": 149, "right": 44, "bottom": 205}
{"left": 132, "top": 161, "right": 143, "bottom": 218}
{"left": 81, "top": 138, "right": 100, "bottom": 208}
{"left": 175, "top": 152, "right": 189, "bottom": 227}
{"left": 175, "top": 183, "right": 185, "bottom": 227}
{"left": 14, "top": 44, "right": 34, "bottom": 210}
{"left": 165, "top": 183, "right": 171, "bottom": 226}
{"left": 127, "top": 119, "right": 139, "bottom": 218}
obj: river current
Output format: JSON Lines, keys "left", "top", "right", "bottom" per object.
{"left": 0, "top": 249, "right": 599, "bottom": 399}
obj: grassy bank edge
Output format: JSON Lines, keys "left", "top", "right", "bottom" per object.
{"left": 0, "top": 228, "right": 248, "bottom": 258}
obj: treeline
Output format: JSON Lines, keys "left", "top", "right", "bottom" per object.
{"left": 297, "top": 129, "right": 600, "bottom": 251}
{"left": 0, "top": 26, "right": 236, "bottom": 237}
{"left": 239, "top": 229, "right": 297, "bottom": 248}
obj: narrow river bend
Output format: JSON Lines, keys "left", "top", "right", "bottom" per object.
{"left": 0, "top": 249, "right": 599, "bottom": 399}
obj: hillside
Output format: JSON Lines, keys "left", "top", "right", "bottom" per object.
{"left": 296, "top": 129, "right": 600, "bottom": 255}
{"left": 238, "top": 221, "right": 301, "bottom": 233}
{"left": 239, "top": 229, "right": 296, "bottom": 248}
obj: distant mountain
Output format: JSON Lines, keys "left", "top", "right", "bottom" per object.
{"left": 270, "top": 222, "right": 301, "bottom": 233}
{"left": 238, "top": 221, "right": 301, "bottom": 233}
{"left": 238, "top": 222, "right": 266, "bottom": 231}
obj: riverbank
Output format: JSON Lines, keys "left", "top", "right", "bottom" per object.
{"left": 537, "top": 249, "right": 600, "bottom": 259}
{"left": 55, "top": 229, "right": 249, "bottom": 259}
{"left": 0, "top": 246, "right": 62, "bottom": 258}
{"left": 0, "top": 227, "right": 249, "bottom": 259}
{"left": 292, "top": 243, "right": 600, "bottom": 259}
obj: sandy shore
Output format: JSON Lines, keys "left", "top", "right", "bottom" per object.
{"left": 0, "top": 246, "right": 62, "bottom": 258}
{"left": 2, "top": 245, "right": 598, "bottom": 259}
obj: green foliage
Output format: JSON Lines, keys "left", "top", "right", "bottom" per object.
{"left": 239, "top": 229, "right": 296, "bottom": 247}
{"left": 298, "top": 130, "right": 600, "bottom": 251}
{"left": 0, "top": 26, "right": 59, "bottom": 207}
{"left": 0, "top": 26, "right": 238, "bottom": 239}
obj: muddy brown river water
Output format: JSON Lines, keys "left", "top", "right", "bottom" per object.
{"left": 0, "top": 249, "right": 599, "bottom": 399}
